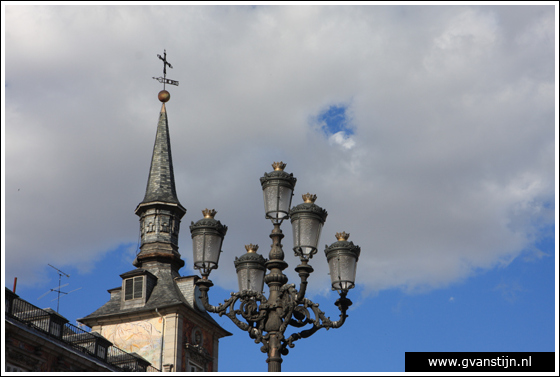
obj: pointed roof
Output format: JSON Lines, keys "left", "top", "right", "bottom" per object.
{"left": 140, "top": 103, "right": 181, "bottom": 206}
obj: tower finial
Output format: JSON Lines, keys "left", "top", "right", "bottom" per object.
{"left": 158, "top": 49, "right": 172, "bottom": 76}
{"left": 158, "top": 90, "right": 170, "bottom": 103}
{"left": 152, "top": 49, "right": 179, "bottom": 97}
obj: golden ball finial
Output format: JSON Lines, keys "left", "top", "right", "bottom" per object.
{"left": 158, "top": 90, "right": 170, "bottom": 103}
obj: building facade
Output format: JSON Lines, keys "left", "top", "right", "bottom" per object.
{"left": 5, "top": 288, "right": 157, "bottom": 372}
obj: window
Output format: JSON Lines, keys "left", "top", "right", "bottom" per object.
{"left": 189, "top": 362, "right": 204, "bottom": 372}
{"left": 124, "top": 276, "right": 143, "bottom": 300}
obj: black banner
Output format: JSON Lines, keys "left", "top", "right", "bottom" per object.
{"left": 405, "top": 352, "right": 556, "bottom": 372}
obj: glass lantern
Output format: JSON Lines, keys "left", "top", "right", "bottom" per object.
{"left": 324, "top": 232, "right": 361, "bottom": 293}
{"left": 190, "top": 209, "right": 228, "bottom": 277}
{"left": 234, "top": 244, "right": 266, "bottom": 293}
{"left": 259, "top": 162, "right": 297, "bottom": 223}
{"left": 289, "top": 193, "right": 328, "bottom": 261}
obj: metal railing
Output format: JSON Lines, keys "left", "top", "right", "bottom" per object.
{"left": 8, "top": 296, "right": 58, "bottom": 336}
{"left": 6, "top": 293, "right": 160, "bottom": 372}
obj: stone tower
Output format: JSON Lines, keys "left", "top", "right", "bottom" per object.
{"left": 79, "top": 93, "right": 231, "bottom": 372}
{"left": 133, "top": 99, "right": 186, "bottom": 276}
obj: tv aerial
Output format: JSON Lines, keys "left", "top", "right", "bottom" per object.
{"left": 38, "top": 264, "right": 82, "bottom": 313}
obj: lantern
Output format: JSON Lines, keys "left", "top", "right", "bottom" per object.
{"left": 190, "top": 209, "right": 228, "bottom": 277}
{"left": 260, "top": 162, "right": 297, "bottom": 223}
{"left": 324, "top": 232, "right": 360, "bottom": 293}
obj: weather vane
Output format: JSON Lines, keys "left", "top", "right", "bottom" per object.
{"left": 152, "top": 49, "right": 179, "bottom": 90}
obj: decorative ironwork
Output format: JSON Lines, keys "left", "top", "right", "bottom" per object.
{"left": 193, "top": 163, "right": 360, "bottom": 372}
{"left": 158, "top": 50, "right": 173, "bottom": 75}
{"left": 152, "top": 49, "right": 179, "bottom": 89}
{"left": 153, "top": 77, "right": 179, "bottom": 87}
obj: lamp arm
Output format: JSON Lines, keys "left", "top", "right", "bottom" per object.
{"left": 281, "top": 292, "right": 353, "bottom": 352}
{"left": 281, "top": 301, "right": 328, "bottom": 351}
{"left": 283, "top": 324, "right": 321, "bottom": 351}
{"left": 196, "top": 280, "right": 228, "bottom": 314}
{"left": 224, "top": 297, "right": 252, "bottom": 332}
{"left": 296, "top": 280, "right": 308, "bottom": 303}
{"left": 233, "top": 291, "right": 269, "bottom": 329}
{"left": 197, "top": 280, "right": 269, "bottom": 335}
{"left": 327, "top": 292, "right": 353, "bottom": 328}
{"left": 294, "top": 262, "right": 314, "bottom": 303}
{"left": 225, "top": 291, "right": 269, "bottom": 344}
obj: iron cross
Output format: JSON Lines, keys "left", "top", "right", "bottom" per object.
{"left": 153, "top": 50, "right": 179, "bottom": 89}
{"left": 158, "top": 49, "right": 173, "bottom": 77}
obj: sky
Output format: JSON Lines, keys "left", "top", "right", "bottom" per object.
{"left": 2, "top": 3, "right": 558, "bottom": 373}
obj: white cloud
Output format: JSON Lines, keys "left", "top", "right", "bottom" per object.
{"left": 328, "top": 131, "right": 356, "bottom": 150}
{"left": 434, "top": 8, "right": 498, "bottom": 50}
{"left": 3, "top": 5, "right": 555, "bottom": 296}
{"left": 424, "top": 8, "right": 498, "bottom": 74}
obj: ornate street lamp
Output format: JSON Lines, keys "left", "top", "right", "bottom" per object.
{"left": 325, "top": 232, "right": 361, "bottom": 293}
{"left": 260, "top": 161, "right": 297, "bottom": 223}
{"left": 234, "top": 244, "right": 266, "bottom": 293}
{"left": 192, "top": 162, "right": 360, "bottom": 372}
{"left": 190, "top": 209, "right": 228, "bottom": 278}
{"left": 290, "top": 193, "right": 328, "bottom": 261}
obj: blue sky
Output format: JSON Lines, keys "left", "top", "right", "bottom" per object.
{"left": 7, "top": 233, "right": 555, "bottom": 372}
{"left": 317, "top": 104, "right": 357, "bottom": 150}
{"left": 319, "top": 104, "right": 354, "bottom": 135}
{"left": 3, "top": 3, "right": 558, "bottom": 373}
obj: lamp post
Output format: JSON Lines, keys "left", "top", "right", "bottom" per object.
{"left": 191, "top": 162, "right": 360, "bottom": 372}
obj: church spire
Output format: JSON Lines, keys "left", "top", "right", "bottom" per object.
{"left": 134, "top": 89, "right": 186, "bottom": 272}
{"left": 140, "top": 101, "right": 181, "bottom": 205}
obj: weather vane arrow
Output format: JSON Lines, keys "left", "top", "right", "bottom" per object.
{"left": 152, "top": 49, "right": 179, "bottom": 89}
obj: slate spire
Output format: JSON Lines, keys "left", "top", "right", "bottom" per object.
{"left": 134, "top": 94, "right": 186, "bottom": 272}
{"left": 141, "top": 103, "right": 181, "bottom": 205}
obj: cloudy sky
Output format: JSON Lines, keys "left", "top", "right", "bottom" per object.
{"left": 2, "top": 3, "right": 557, "bottom": 372}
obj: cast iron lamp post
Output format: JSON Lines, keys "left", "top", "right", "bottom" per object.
{"left": 191, "top": 162, "right": 361, "bottom": 372}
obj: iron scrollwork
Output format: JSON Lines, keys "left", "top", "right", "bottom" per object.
{"left": 192, "top": 163, "right": 360, "bottom": 372}
{"left": 195, "top": 222, "right": 353, "bottom": 371}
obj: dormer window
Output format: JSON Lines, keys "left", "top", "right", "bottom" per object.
{"left": 119, "top": 269, "right": 157, "bottom": 309}
{"left": 124, "top": 276, "right": 144, "bottom": 300}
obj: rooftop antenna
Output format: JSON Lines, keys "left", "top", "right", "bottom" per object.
{"left": 50, "top": 286, "right": 82, "bottom": 304}
{"left": 38, "top": 264, "right": 80, "bottom": 313}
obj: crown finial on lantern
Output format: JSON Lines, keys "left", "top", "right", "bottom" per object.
{"left": 302, "top": 193, "right": 317, "bottom": 203}
{"left": 202, "top": 209, "right": 217, "bottom": 219}
{"left": 335, "top": 232, "right": 350, "bottom": 241}
{"left": 272, "top": 162, "right": 287, "bottom": 171}
{"left": 245, "top": 244, "right": 259, "bottom": 253}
